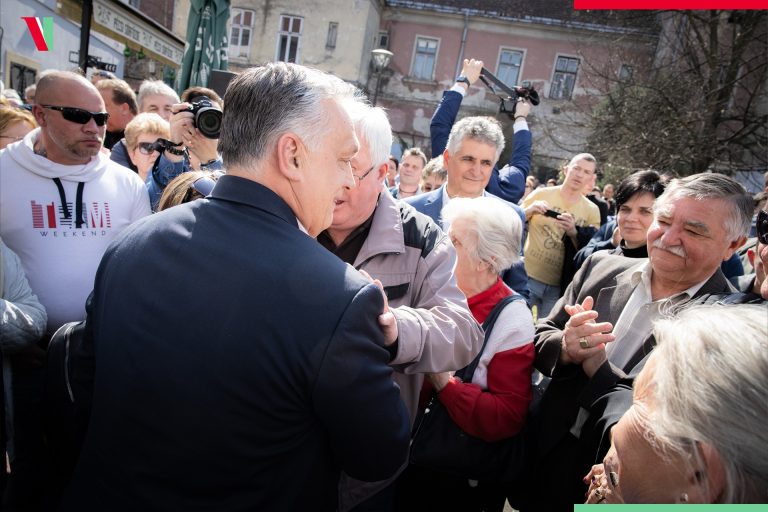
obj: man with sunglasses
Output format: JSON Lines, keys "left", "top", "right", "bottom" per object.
{"left": 0, "top": 70, "right": 150, "bottom": 509}
{"left": 317, "top": 102, "right": 482, "bottom": 511}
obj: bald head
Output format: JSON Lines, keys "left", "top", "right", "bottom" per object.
{"left": 33, "top": 71, "right": 107, "bottom": 165}
{"left": 36, "top": 71, "right": 100, "bottom": 106}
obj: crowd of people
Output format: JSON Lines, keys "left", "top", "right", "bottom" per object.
{"left": 0, "top": 56, "right": 766, "bottom": 512}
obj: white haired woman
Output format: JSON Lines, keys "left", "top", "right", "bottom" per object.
{"left": 398, "top": 197, "right": 534, "bottom": 511}
{"left": 585, "top": 304, "right": 768, "bottom": 504}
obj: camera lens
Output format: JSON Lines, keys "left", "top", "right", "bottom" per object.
{"left": 196, "top": 108, "right": 222, "bottom": 139}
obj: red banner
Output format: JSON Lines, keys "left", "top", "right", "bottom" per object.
{"left": 574, "top": 0, "right": 767, "bottom": 8}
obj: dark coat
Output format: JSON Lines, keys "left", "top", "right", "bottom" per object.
{"left": 61, "top": 175, "right": 410, "bottom": 512}
{"left": 518, "top": 252, "right": 733, "bottom": 511}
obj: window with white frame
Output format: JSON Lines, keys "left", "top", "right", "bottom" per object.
{"left": 229, "top": 8, "right": 254, "bottom": 59}
{"left": 276, "top": 15, "right": 303, "bottom": 63}
{"left": 410, "top": 37, "right": 438, "bottom": 80}
{"left": 326, "top": 22, "right": 338, "bottom": 50}
{"left": 497, "top": 49, "right": 524, "bottom": 87}
{"left": 550, "top": 56, "right": 580, "bottom": 100}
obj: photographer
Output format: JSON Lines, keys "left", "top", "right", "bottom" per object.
{"left": 146, "top": 87, "right": 223, "bottom": 211}
{"left": 431, "top": 58, "right": 532, "bottom": 204}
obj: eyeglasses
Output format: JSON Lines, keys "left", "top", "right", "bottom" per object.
{"left": 137, "top": 141, "right": 162, "bottom": 155}
{"left": 757, "top": 209, "right": 768, "bottom": 245}
{"left": 41, "top": 105, "right": 110, "bottom": 126}
{"left": 352, "top": 165, "right": 376, "bottom": 187}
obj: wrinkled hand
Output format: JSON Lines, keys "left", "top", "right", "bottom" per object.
{"left": 584, "top": 463, "right": 623, "bottom": 504}
{"left": 525, "top": 200, "right": 550, "bottom": 219}
{"left": 428, "top": 372, "right": 453, "bottom": 392}
{"left": 359, "top": 270, "right": 398, "bottom": 346}
{"left": 560, "top": 296, "right": 614, "bottom": 369}
{"left": 460, "top": 58, "right": 483, "bottom": 85}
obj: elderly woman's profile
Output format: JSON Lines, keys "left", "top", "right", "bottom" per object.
{"left": 586, "top": 304, "right": 767, "bottom": 504}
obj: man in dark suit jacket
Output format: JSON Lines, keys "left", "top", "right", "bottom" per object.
{"left": 61, "top": 63, "right": 410, "bottom": 512}
{"left": 406, "top": 100, "right": 532, "bottom": 301}
{"left": 517, "top": 173, "right": 752, "bottom": 511}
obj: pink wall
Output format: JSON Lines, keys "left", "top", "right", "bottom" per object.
{"left": 385, "top": 18, "right": 651, "bottom": 91}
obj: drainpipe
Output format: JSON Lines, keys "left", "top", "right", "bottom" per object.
{"left": 454, "top": 10, "right": 469, "bottom": 78}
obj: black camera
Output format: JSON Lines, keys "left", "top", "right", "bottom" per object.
{"left": 184, "top": 95, "right": 222, "bottom": 139}
{"left": 479, "top": 67, "right": 541, "bottom": 118}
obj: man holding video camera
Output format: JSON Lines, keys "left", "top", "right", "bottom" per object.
{"left": 430, "top": 58, "right": 534, "bottom": 205}
{"left": 522, "top": 154, "right": 600, "bottom": 317}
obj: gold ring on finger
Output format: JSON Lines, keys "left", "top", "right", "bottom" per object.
{"left": 579, "top": 337, "right": 590, "bottom": 349}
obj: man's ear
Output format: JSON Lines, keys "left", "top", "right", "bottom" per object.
{"left": 275, "top": 132, "right": 303, "bottom": 181}
{"left": 32, "top": 105, "right": 46, "bottom": 127}
{"left": 442, "top": 148, "right": 451, "bottom": 169}
{"left": 722, "top": 235, "right": 746, "bottom": 261}
{"left": 375, "top": 162, "right": 388, "bottom": 182}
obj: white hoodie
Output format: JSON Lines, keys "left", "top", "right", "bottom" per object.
{"left": 0, "top": 128, "right": 151, "bottom": 335}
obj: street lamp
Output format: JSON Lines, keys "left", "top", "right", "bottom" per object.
{"left": 371, "top": 49, "right": 393, "bottom": 106}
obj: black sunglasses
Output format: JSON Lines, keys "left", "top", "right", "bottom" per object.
{"left": 41, "top": 105, "right": 110, "bottom": 127}
{"left": 137, "top": 141, "right": 162, "bottom": 155}
{"left": 757, "top": 209, "right": 768, "bottom": 245}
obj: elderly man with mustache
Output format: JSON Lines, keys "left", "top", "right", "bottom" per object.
{"left": 515, "top": 173, "right": 752, "bottom": 511}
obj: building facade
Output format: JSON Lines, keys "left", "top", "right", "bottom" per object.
{"left": 212, "top": 0, "right": 658, "bottom": 177}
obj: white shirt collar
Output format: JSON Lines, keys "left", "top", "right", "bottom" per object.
{"left": 630, "top": 260, "right": 711, "bottom": 302}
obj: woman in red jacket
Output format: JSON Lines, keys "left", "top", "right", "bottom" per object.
{"left": 396, "top": 196, "right": 534, "bottom": 512}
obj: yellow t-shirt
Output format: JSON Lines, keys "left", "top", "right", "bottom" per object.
{"left": 522, "top": 186, "right": 600, "bottom": 286}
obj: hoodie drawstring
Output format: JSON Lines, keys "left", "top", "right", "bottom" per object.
{"left": 52, "top": 178, "right": 85, "bottom": 229}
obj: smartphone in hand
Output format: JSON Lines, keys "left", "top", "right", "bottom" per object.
{"left": 544, "top": 209, "right": 561, "bottom": 219}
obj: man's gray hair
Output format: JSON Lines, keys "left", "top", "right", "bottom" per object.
{"left": 442, "top": 196, "right": 521, "bottom": 274}
{"left": 137, "top": 80, "right": 180, "bottom": 111}
{"left": 343, "top": 100, "right": 393, "bottom": 171}
{"left": 654, "top": 173, "right": 752, "bottom": 241}
{"left": 219, "top": 62, "right": 357, "bottom": 168}
{"left": 649, "top": 305, "right": 768, "bottom": 504}
{"left": 445, "top": 116, "right": 505, "bottom": 163}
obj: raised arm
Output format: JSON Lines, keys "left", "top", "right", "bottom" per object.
{"left": 430, "top": 59, "right": 484, "bottom": 157}
{"left": 485, "top": 100, "right": 532, "bottom": 204}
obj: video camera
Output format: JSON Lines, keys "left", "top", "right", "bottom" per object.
{"left": 183, "top": 95, "right": 222, "bottom": 139}
{"left": 478, "top": 67, "right": 540, "bottom": 118}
